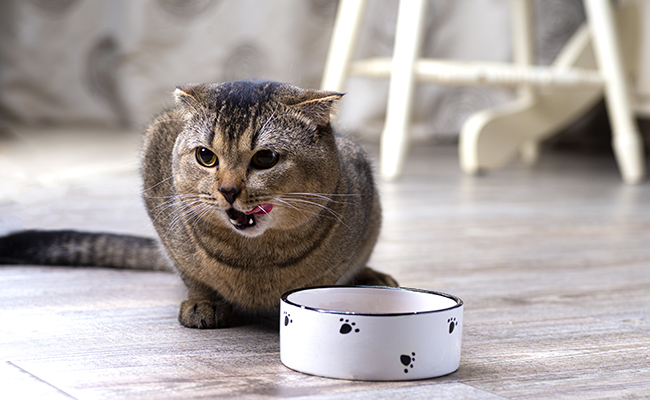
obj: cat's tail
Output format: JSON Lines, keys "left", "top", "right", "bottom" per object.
{"left": 0, "top": 230, "right": 170, "bottom": 271}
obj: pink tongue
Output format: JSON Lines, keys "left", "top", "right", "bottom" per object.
{"left": 245, "top": 203, "right": 273, "bottom": 215}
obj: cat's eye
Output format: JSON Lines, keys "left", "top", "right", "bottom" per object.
{"left": 252, "top": 150, "right": 279, "bottom": 169}
{"left": 196, "top": 147, "right": 218, "bottom": 168}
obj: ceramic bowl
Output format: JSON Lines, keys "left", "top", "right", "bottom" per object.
{"left": 280, "top": 286, "right": 463, "bottom": 381}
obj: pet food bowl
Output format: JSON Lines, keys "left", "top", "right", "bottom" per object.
{"left": 280, "top": 286, "right": 463, "bottom": 381}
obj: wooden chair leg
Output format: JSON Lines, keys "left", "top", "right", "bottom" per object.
{"left": 380, "top": 0, "right": 428, "bottom": 180}
{"left": 320, "top": 0, "right": 367, "bottom": 92}
{"left": 510, "top": 0, "right": 540, "bottom": 166}
{"left": 584, "top": 0, "right": 646, "bottom": 184}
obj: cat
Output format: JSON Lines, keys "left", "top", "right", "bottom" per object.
{"left": 0, "top": 80, "right": 398, "bottom": 328}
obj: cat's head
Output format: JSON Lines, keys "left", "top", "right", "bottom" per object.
{"left": 170, "top": 80, "right": 343, "bottom": 237}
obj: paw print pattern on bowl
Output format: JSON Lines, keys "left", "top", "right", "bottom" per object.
{"left": 400, "top": 352, "right": 416, "bottom": 373}
{"left": 283, "top": 311, "right": 293, "bottom": 327}
{"left": 339, "top": 318, "right": 360, "bottom": 334}
{"left": 448, "top": 317, "right": 457, "bottom": 334}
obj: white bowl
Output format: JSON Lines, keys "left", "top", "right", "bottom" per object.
{"left": 280, "top": 286, "right": 463, "bottom": 381}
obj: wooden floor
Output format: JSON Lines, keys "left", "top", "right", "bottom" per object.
{"left": 2, "top": 130, "right": 650, "bottom": 399}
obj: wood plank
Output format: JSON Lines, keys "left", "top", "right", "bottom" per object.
{"left": 1, "top": 361, "right": 74, "bottom": 399}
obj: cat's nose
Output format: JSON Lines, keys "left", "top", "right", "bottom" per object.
{"left": 219, "top": 184, "right": 240, "bottom": 205}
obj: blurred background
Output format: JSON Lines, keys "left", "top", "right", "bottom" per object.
{"left": 0, "top": 0, "right": 593, "bottom": 140}
{"left": 0, "top": 0, "right": 640, "bottom": 212}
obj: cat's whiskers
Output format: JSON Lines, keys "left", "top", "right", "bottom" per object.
{"left": 280, "top": 192, "right": 359, "bottom": 206}
{"left": 269, "top": 195, "right": 351, "bottom": 229}
{"left": 148, "top": 193, "right": 205, "bottom": 225}
{"left": 164, "top": 198, "right": 207, "bottom": 237}
{"left": 144, "top": 196, "right": 187, "bottom": 230}
{"left": 286, "top": 198, "right": 347, "bottom": 225}
{"left": 274, "top": 191, "right": 361, "bottom": 197}
{"left": 188, "top": 203, "right": 215, "bottom": 232}
{"left": 155, "top": 193, "right": 218, "bottom": 238}
{"left": 142, "top": 176, "right": 175, "bottom": 195}
{"left": 140, "top": 193, "right": 185, "bottom": 233}
{"left": 149, "top": 200, "right": 177, "bottom": 225}
{"left": 267, "top": 197, "right": 312, "bottom": 221}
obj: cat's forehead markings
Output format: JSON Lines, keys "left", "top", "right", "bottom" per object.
{"left": 252, "top": 121, "right": 277, "bottom": 149}
{"left": 208, "top": 124, "right": 253, "bottom": 157}
{"left": 251, "top": 102, "right": 280, "bottom": 149}
{"left": 216, "top": 100, "right": 228, "bottom": 123}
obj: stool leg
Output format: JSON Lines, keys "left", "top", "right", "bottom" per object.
{"left": 380, "top": 0, "right": 428, "bottom": 180}
{"left": 321, "top": 0, "right": 367, "bottom": 92}
{"left": 584, "top": 0, "right": 646, "bottom": 184}
{"left": 511, "top": 0, "right": 540, "bottom": 166}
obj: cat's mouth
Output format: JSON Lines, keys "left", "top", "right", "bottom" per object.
{"left": 226, "top": 204, "right": 273, "bottom": 230}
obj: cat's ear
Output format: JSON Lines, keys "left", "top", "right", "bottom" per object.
{"left": 173, "top": 83, "right": 204, "bottom": 108}
{"left": 286, "top": 90, "right": 344, "bottom": 127}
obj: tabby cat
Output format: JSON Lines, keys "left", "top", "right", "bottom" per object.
{"left": 0, "top": 80, "right": 397, "bottom": 328}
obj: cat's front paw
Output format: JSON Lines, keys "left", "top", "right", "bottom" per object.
{"left": 352, "top": 267, "right": 399, "bottom": 287}
{"left": 178, "top": 299, "right": 233, "bottom": 329}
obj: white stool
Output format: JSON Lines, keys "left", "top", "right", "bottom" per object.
{"left": 321, "top": 0, "right": 646, "bottom": 184}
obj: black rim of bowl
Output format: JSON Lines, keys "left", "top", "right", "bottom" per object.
{"left": 280, "top": 285, "right": 463, "bottom": 317}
